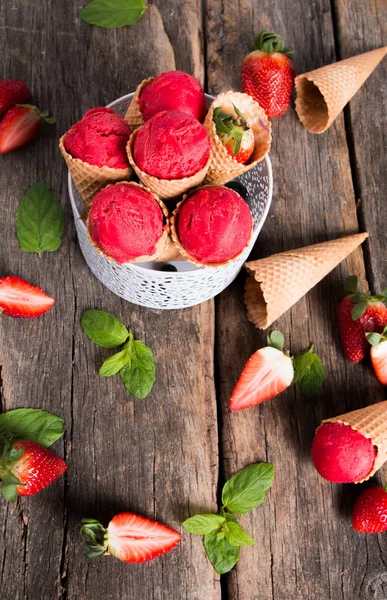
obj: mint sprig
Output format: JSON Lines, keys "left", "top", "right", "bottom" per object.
{"left": 80, "top": 0, "right": 147, "bottom": 28}
{"left": 16, "top": 182, "right": 64, "bottom": 256}
{"left": 292, "top": 344, "right": 324, "bottom": 399}
{"left": 81, "top": 309, "right": 156, "bottom": 399}
{"left": 182, "top": 462, "right": 274, "bottom": 574}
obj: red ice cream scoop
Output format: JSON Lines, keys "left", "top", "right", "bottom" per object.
{"left": 64, "top": 107, "right": 132, "bottom": 169}
{"left": 311, "top": 422, "right": 377, "bottom": 483}
{"left": 133, "top": 110, "right": 211, "bottom": 180}
{"left": 138, "top": 70, "right": 207, "bottom": 123}
{"left": 88, "top": 183, "right": 164, "bottom": 263}
{"left": 176, "top": 186, "right": 253, "bottom": 264}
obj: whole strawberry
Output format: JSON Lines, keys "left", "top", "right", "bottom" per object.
{"left": 0, "top": 439, "right": 67, "bottom": 501}
{"left": 352, "top": 486, "right": 387, "bottom": 533}
{"left": 0, "top": 80, "right": 30, "bottom": 117}
{"left": 241, "top": 30, "right": 295, "bottom": 119}
{"left": 338, "top": 275, "right": 387, "bottom": 363}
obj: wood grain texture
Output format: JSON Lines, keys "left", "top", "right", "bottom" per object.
{"left": 0, "top": 1, "right": 220, "bottom": 599}
{"left": 205, "top": 0, "right": 387, "bottom": 598}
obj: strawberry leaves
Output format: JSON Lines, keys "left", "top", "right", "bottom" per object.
{"left": 16, "top": 182, "right": 64, "bottom": 256}
{"left": 182, "top": 462, "right": 274, "bottom": 574}
{"left": 344, "top": 275, "right": 387, "bottom": 321}
{"left": 81, "top": 310, "right": 156, "bottom": 399}
{"left": 80, "top": 0, "right": 147, "bottom": 28}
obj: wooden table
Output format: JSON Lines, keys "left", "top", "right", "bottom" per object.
{"left": 0, "top": 1, "right": 386, "bottom": 599}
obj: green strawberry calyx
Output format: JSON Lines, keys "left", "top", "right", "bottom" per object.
{"left": 366, "top": 326, "right": 387, "bottom": 348}
{"left": 253, "top": 30, "right": 294, "bottom": 58}
{"left": 80, "top": 518, "right": 109, "bottom": 558}
{"left": 213, "top": 105, "right": 250, "bottom": 156}
{"left": 0, "top": 436, "right": 25, "bottom": 502}
{"left": 16, "top": 104, "right": 56, "bottom": 124}
{"left": 344, "top": 275, "right": 387, "bottom": 321}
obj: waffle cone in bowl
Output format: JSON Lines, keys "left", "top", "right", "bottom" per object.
{"left": 59, "top": 136, "right": 131, "bottom": 210}
{"left": 295, "top": 46, "right": 387, "bottom": 133}
{"left": 170, "top": 186, "right": 253, "bottom": 268}
{"left": 245, "top": 232, "right": 368, "bottom": 329}
{"left": 127, "top": 130, "right": 210, "bottom": 200}
{"left": 124, "top": 77, "right": 154, "bottom": 130}
{"left": 203, "top": 91, "right": 271, "bottom": 185}
{"left": 86, "top": 181, "right": 179, "bottom": 263}
{"left": 320, "top": 401, "right": 387, "bottom": 483}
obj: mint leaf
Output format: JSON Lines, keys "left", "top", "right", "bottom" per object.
{"left": 120, "top": 339, "right": 155, "bottom": 399}
{"left": 352, "top": 300, "right": 368, "bottom": 320}
{"left": 81, "top": 310, "right": 129, "bottom": 348}
{"left": 0, "top": 409, "right": 64, "bottom": 447}
{"left": 203, "top": 530, "right": 240, "bottom": 574}
{"left": 222, "top": 463, "right": 274, "bottom": 514}
{"left": 80, "top": 0, "right": 147, "bottom": 28}
{"left": 99, "top": 347, "right": 130, "bottom": 377}
{"left": 182, "top": 514, "right": 225, "bottom": 535}
{"left": 267, "top": 330, "right": 284, "bottom": 350}
{"left": 16, "top": 182, "right": 64, "bottom": 256}
{"left": 224, "top": 521, "right": 256, "bottom": 547}
{"left": 292, "top": 345, "right": 324, "bottom": 399}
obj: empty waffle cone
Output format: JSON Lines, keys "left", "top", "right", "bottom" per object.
{"left": 245, "top": 232, "right": 368, "bottom": 329}
{"left": 59, "top": 136, "right": 131, "bottom": 210}
{"left": 124, "top": 77, "right": 154, "bottom": 130}
{"left": 203, "top": 91, "right": 271, "bottom": 185}
{"left": 127, "top": 130, "right": 210, "bottom": 200}
{"left": 295, "top": 46, "right": 387, "bottom": 133}
{"left": 86, "top": 181, "right": 174, "bottom": 264}
{"left": 321, "top": 401, "right": 387, "bottom": 483}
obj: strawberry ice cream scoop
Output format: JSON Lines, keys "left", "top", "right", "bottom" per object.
{"left": 88, "top": 183, "right": 164, "bottom": 263}
{"left": 64, "top": 107, "right": 132, "bottom": 169}
{"left": 133, "top": 110, "right": 211, "bottom": 180}
{"left": 138, "top": 71, "right": 207, "bottom": 122}
{"left": 176, "top": 186, "right": 253, "bottom": 264}
{"left": 311, "top": 422, "right": 377, "bottom": 483}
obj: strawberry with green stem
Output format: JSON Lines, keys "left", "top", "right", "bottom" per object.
{"left": 229, "top": 331, "right": 323, "bottom": 411}
{"left": 213, "top": 104, "right": 254, "bottom": 164}
{"left": 0, "top": 104, "right": 55, "bottom": 154}
{"left": 338, "top": 275, "right": 387, "bottom": 363}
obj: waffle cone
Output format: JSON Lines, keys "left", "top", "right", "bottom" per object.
{"left": 86, "top": 181, "right": 173, "bottom": 263}
{"left": 170, "top": 186, "right": 253, "bottom": 268}
{"left": 124, "top": 77, "right": 154, "bottom": 130}
{"left": 126, "top": 130, "right": 210, "bottom": 200}
{"left": 321, "top": 401, "right": 387, "bottom": 482}
{"left": 295, "top": 47, "right": 387, "bottom": 133}
{"left": 203, "top": 91, "right": 271, "bottom": 185}
{"left": 244, "top": 232, "right": 368, "bottom": 329}
{"left": 59, "top": 136, "right": 131, "bottom": 210}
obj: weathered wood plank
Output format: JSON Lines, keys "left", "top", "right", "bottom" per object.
{"left": 206, "top": 1, "right": 386, "bottom": 598}
{"left": 0, "top": 2, "right": 220, "bottom": 599}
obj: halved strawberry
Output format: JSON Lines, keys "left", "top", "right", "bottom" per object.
{"left": 366, "top": 327, "right": 387, "bottom": 385}
{"left": 0, "top": 440, "right": 67, "bottom": 501}
{"left": 0, "top": 276, "right": 55, "bottom": 318}
{"left": 81, "top": 513, "right": 181, "bottom": 563}
{"left": 213, "top": 104, "right": 254, "bottom": 164}
{"left": 230, "top": 331, "right": 294, "bottom": 410}
{"left": 0, "top": 80, "right": 30, "bottom": 117}
{"left": 0, "top": 104, "right": 55, "bottom": 154}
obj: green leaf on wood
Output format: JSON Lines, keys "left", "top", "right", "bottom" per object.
{"left": 80, "top": 0, "right": 147, "bottom": 28}
{"left": 81, "top": 310, "right": 129, "bottom": 348}
{"left": 224, "top": 521, "right": 256, "bottom": 547}
{"left": 182, "top": 514, "right": 225, "bottom": 535}
{"left": 203, "top": 530, "right": 240, "bottom": 574}
{"left": 292, "top": 345, "right": 324, "bottom": 398}
{"left": 16, "top": 182, "right": 64, "bottom": 256}
{"left": 0, "top": 409, "right": 64, "bottom": 448}
{"left": 222, "top": 463, "right": 274, "bottom": 514}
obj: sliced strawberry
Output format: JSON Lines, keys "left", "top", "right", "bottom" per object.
{"left": 0, "top": 80, "right": 30, "bottom": 117}
{"left": 0, "top": 276, "right": 55, "bottom": 318}
{"left": 0, "top": 440, "right": 67, "bottom": 501}
{"left": 0, "top": 104, "right": 55, "bottom": 154}
{"left": 81, "top": 513, "right": 181, "bottom": 563}
{"left": 352, "top": 486, "right": 387, "bottom": 534}
{"left": 366, "top": 328, "right": 387, "bottom": 385}
{"left": 230, "top": 346, "right": 294, "bottom": 410}
{"left": 213, "top": 104, "right": 254, "bottom": 164}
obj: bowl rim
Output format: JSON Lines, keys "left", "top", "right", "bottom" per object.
{"left": 67, "top": 92, "right": 273, "bottom": 278}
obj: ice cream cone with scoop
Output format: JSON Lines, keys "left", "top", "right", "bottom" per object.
{"left": 312, "top": 401, "right": 387, "bottom": 484}
{"left": 295, "top": 46, "right": 387, "bottom": 133}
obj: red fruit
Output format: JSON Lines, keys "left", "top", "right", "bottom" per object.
{"left": 0, "top": 276, "right": 55, "bottom": 318}
{"left": 352, "top": 486, "right": 387, "bottom": 533}
{"left": 213, "top": 105, "right": 254, "bottom": 164}
{"left": 366, "top": 328, "right": 387, "bottom": 385}
{"left": 241, "top": 30, "right": 295, "bottom": 119}
{"left": 81, "top": 513, "right": 181, "bottom": 563}
{"left": 0, "top": 440, "right": 67, "bottom": 499}
{"left": 229, "top": 346, "right": 294, "bottom": 410}
{"left": 0, "top": 80, "right": 30, "bottom": 117}
{"left": 338, "top": 276, "right": 387, "bottom": 363}
{"left": 0, "top": 104, "right": 55, "bottom": 154}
